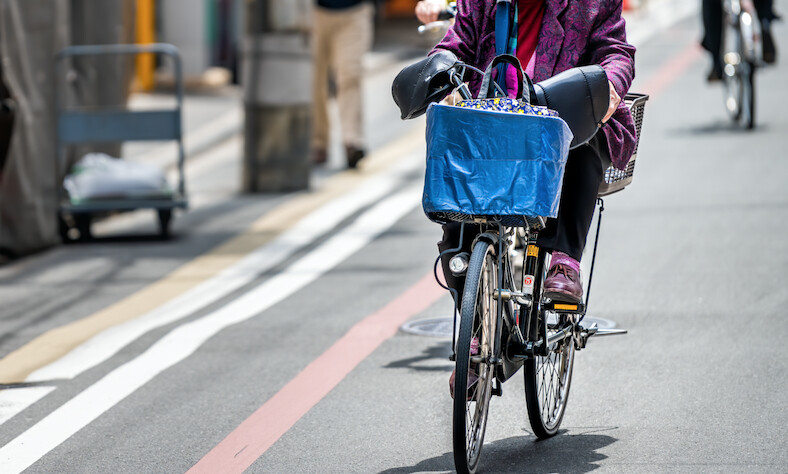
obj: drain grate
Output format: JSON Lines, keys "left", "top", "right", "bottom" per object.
{"left": 400, "top": 317, "right": 454, "bottom": 338}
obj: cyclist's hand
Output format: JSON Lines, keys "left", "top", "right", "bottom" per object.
{"left": 416, "top": 0, "right": 445, "bottom": 24}
{"left": 602, "top": 81, "right": 621, "bottom": 123}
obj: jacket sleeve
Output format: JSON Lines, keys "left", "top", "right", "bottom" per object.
{"left": 430, "top": 0, "right": 479, "bottom": 64}
{"left": 588, "top": 1, "right": 636, "bottom": 99}
{"left": 588, "top": 1, "right": 638, "bottom": 170}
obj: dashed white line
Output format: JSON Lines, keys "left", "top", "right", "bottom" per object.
{"left": 0, "top": 182, "right": 422, "bottom": 474}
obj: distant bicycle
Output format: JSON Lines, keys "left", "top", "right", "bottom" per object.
{"left": 721, "top": 0, "right": 762, "bottom": 128}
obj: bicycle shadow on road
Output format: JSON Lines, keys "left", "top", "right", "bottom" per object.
{"left": 384, "top": 341, "right": 453, "bottom": 372}
{"left": 673, "top": 120, "right": 771, "bottom": 136}
{"left": 379, "top": 429, "right": 617, "bottom": 474}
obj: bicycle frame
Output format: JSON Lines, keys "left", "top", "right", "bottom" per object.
{"left": 439, "top": 196, "right": 617, "bottom": 381}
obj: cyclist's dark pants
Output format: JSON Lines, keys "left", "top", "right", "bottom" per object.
{"left": 702, "top": 0, "right": 777, "bottom": 67}
{"left": 438, "top": 138, "right": 605, "bottom": 301}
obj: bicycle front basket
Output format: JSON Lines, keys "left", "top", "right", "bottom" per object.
{"left": 422, "top": 103, "right": 573, "bottom": 225}
{"left": 597, "top": 93, "right": 649, "bottom": 196}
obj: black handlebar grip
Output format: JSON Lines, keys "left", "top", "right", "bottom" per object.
{"left": 437, "top": 6, "right": 456, "bottom": 21}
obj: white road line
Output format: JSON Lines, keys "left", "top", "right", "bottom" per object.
{"left": 0, "top": 183, "right": 422, "bottom": 474}
{"left": 28, "top": 153, "right": 422, "bottom": 384}
{"left": 0, "top": 387, "right": 55, "bottom": 426}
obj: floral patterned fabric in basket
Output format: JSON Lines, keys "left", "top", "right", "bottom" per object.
{"left": 456, "top": 97, "right": 559, "bottom": 117}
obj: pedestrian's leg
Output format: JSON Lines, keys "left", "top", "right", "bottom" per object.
{"left": 753, "top": 0, "right": 776, "bottom": 21}
{"left": 312, "top": 7, "right": 332, "bottom": 163}
{"left": 333, "top": 2, "right": 374, "bottom": 168}
{"left": 753, "top": 0, "right": 778, "bottom": 63}
{"left": 701, "top": 0, "right": 724, "bottom": 80}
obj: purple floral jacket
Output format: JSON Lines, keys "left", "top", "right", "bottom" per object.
{"left": 433, "top": 0, "right": 637, "bottom": 170}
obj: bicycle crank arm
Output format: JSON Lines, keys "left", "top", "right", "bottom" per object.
{"left": 507, "top": 324, "right": 573, "bottom": 359}
{"left": 546, "top": 324, "right": 574, "bottom": 348}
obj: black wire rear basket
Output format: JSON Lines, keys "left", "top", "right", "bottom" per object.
{"left": 597, "top": 92, "right": 649, "bottom": 196}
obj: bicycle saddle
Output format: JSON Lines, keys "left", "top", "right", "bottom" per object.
{"left": 392, "top": 50, "right": 459, "bottom": 120}
{"left": 532, "top": 65, "right": 610, "bottom": 149}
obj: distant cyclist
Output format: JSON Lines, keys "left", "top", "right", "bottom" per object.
{"left": 415, "top": 0, "right": 636, "bottom": 305}
{"left": 702, "top": 0, "right": 779, "bottom": 81}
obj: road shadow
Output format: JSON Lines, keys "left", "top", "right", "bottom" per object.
{"left": 674, "top": 119, "right": 770, "bottom": 136}
{"left": 384, "top": 341, "right": 453, "bottom": 372}
{"left": 63, "top": 232, "right": 182, "bottom": 244}
{"left": 380, "top": 428, "right": 618, "bottom": 474}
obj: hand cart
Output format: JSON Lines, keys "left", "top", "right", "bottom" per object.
{"left": 55, "top": 43, "right": 187, "bottom": 239}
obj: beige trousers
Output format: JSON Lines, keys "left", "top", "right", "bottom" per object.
{"left": 312, "top": 2, "right": 374, "bottom": 151}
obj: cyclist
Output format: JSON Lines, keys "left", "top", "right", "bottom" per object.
{"left": 418, "top": 0, "right": 637, "bottom": 305}
{"left": 702, "top": 0, "right": 779, "bottom": 81}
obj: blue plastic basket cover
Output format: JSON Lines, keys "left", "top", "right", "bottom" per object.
{"left": 423, "top": 102, "right": 573, "bottom": 221}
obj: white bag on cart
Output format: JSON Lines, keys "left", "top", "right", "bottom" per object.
{"left": 63, "top": 153, "right": 172, "bottom": 204}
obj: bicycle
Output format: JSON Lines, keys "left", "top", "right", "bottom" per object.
{"left": 429, "top": 66, "right": 648, "bottom": 474}
{"left": 721, "top": 0, "right": 762, "bottom": 129}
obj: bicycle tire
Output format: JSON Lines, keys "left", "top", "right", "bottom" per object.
{"left": 724, "top": 66, "right": 744, "bottom": 122}
{"left": 742, "top": 61, "right": 756, "bottom": 129}
{"left": 453, "top": 240, "right": 497, "bottom": 474}
{"left": 722, "top": 12, "right": 744, "bottom": 122}
{"left": 523, "top": 251, "right": 575, "bottom": 439}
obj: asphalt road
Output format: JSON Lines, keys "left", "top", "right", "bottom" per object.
{"left": 2, "top": 6, "right": 788, "bottom": 473}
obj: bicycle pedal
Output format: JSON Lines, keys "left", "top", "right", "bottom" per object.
{"left": 543, "top": 301, "right": 585, "bottom": 315}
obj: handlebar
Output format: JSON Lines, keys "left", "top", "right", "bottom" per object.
{"left": 437, "top": 3, "right": 457, "bottom": 20}
{"left": 417, "top": 3, "right": 457, "bottom": 34}
{"left": 448, "top": 62, "right": 509, "bottom": 101}
{"left": 418, "top": 20, "right": 452, "bottom": 34}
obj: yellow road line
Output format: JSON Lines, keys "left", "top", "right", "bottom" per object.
{"left": 0, "top": 125, "right": 425, "bottom": 384}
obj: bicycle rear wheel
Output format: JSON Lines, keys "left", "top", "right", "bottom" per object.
{"left": 741, "top": 61, "right": 755, "bottom": 129}
{"left": 722, "top": 11, "right": 757, "bottom": 128}
{"left": 523, "top": 251, "right": 575, "bottom": 439}
{"left": 453, "top": 240, "right": 498, "bottom": 474}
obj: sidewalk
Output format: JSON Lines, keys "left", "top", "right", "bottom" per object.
{"left": 119, "top": 0, "right": 698, "bottom": 213}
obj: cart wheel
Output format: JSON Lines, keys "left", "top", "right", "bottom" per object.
{"left": 74, "top": 213, "right": 92, "bottom": 241}
{"left": 158, "top": 209, "right": 172, "bottom": 239}
{"left": 58, "top": 213, "right": 70, "bottom": 242}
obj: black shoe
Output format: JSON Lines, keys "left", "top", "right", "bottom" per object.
{"left": 345, "top": 145, "right": 365, "bottom": 169}
{"left": 543, "top": 263, "right": 584, "bottom": 303}
{"left": 762, "top": 21, "right": 777, "bottom": 64}
{"left": 707, "top": 63, "right": 723, "bottom": 82}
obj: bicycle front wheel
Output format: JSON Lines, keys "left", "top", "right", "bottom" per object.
{"left": 453, "top": 240, "right": 498, "bottom": 474}
{"left": 523, "top": 251, "right": 575, "bottom": 439}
